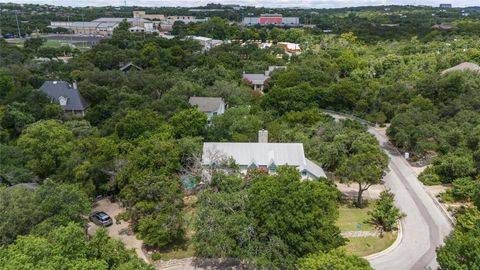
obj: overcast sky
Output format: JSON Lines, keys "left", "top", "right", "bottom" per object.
{"left": 1, "top": 0, "right": 479, "bottom": 8}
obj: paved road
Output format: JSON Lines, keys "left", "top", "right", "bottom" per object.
{"left": 367, "top": 128, "right": 452, "bottom": 269}
{"left": 328, "top": 113, "right": 452, "bottom": 270}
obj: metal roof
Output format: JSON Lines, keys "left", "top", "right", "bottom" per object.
{"left": 242, "top": 73, "right": 270, "bottom": 85}
{"left": 39, "top": 81, "right": 88, "bottom": 111}
{"left": 93, "top": 17, "right": 149, "bottom": 23}
{"left": 202, "top": 142, "right": 326, "bottom": 178}
{"left": 189, "top": 97, "right": 224, "bottom": 112}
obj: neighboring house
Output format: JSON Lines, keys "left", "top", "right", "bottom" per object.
{"left": 431, "top": 23, "right": 455, "bottom": 30}
{"left": 277, "top": 42, "right": 302, "bottom": 55}
{"left": 441, "top": 62, "right": 480, "bottom": 75}
{"left": 184, "top": 36, "right": 223, "bottom": 51}
{"left": 119, "top": 62, "right": 143, "bottom": 72}
{"left": 202, "top": 130, "right": 326, "bottom": 179}
{"left": 189, "top": 96, "right": 226, "bottom": 120}
{"left": 242, "top": 73, "right": 270, "bottom": 92}
{"left": 39, "top": 80, "right": 88, "bottom": 117}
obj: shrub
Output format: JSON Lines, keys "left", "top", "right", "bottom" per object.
{"left": 151, "top": 252, "right": 162, "bottom": 261}
{"left": 367, "top": 190, "right": 404, "bottom": 232}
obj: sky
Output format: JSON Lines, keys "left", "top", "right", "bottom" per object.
{"left": 0, "top": 0, "right": 479, "bottom": 8}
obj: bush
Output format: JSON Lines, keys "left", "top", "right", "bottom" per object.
{"left": 367, "top": 190, "right": 404, "bottom": 232}
{"left": 151, "top": 252, "right": 162, "bottom": 261}
{"left": 418, "top": 167, "right": 441, "bottom": 185}
{"left": 451, "top": 177, "right": 478, "bottom": 201}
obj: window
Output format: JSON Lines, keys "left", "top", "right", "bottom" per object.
{"left": 58, "top": 96, "right": 68, "bottom": 106}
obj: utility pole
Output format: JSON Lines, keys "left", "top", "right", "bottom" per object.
{"left": 15, "top": 10, "right": 22, "bottom": 38}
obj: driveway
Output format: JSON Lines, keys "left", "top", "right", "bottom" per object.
{"left": 88, "top": 198, "right": 149, "bottom": 263}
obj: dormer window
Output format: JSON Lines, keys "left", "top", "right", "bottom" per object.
{"left": 248, "top": 159, "right": 258, "bottom": 169}
{"left": 58, "top": 96, "right": 68, "bottom": 106}
{"left": 268, "top": 161, "right": 276, "bottom": 173}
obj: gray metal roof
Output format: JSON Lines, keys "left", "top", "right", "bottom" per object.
{"left": 441, "top": 62, "right": 480, "bottom": 75}
{"left": 93, "top": 17, "right": 149, "bottom": 23}
{"left": 39, "top": 81, "right": 88, "bottom": 111}
{"left": 189, "top": 97, "right": 224, "bottom": 113}
{"left": 202, "top": 142, "right": 326, "bottom": 178}
{"left": 242, "top": 73, "right": 270, "bottom": 85}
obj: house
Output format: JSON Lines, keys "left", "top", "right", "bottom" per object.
{"left": 277, "top": 42, "right": 302, "bottom": 55}
{"left": 431, "top": 23, "right": 455, "bottom": 30}
{"left": 119, "top": 62, "right": 143, "bottom": 72}
{"left": 242, "top": 73, "right": 270, "bottom": 92}
{"left": 202, "top": 130, "right": 326, "bottom": 179}
{"left": 441, "top": 62, "right": 480, "bottom": 75}
{"left": 184, "top": 36, "right": 224, "bottom": 51}
{"left": 189, "top": 96, "right": 225, "bottom": 120}
{"left": 39, "top": 81, "right": 88, "bottom": 117}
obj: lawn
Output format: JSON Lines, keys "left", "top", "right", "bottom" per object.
{"left": 337, "top": 203, "right": 398, "bottom": 257}
{"left": 343, "top": 231, "right": 398, "bottom": 257}
{"left": 337, "top": 204, "right": 374, "bottom": 231}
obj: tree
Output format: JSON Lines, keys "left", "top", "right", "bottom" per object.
{"left": 247, "top": 166, "right": 345, "bottom": 268}
{"left": 115, "top": 109, "right": 164, "bottom": 140}
{"left": 16, "top": 120, "right": 74, "bottom": 178}
{"left": 118, "top": 169, "right": 184, "bottom": 248}
{"left": 337, "top": 139, "right": 389, "bottom": 208}
{"left": 0, "top": 223, "right": 153, "bottom": 269}
{"left": 169, "top": 108, "right": 207, "bottom": 138}
{"left": 24, "top": 37, "right": 45, "bottom": 53}
{"left": 297, "top": 249, "right": 373, "bottom": 270}
{"left": 367, "top": 190, "right": 403, "bottom": 232}
{"left": 437, "top": 208, "right": 480, "bottom": 270}
{"left": 194, "top": 167, "right": 345, "bottom": 269}
{"left": 0, "top": 181, "right": 89, "bottom": 245}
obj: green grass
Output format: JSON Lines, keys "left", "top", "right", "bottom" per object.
{"left": 343, "top": 231, "right": 397, "bottom": 257}
{"left": 337, "top": 205, "right": 374, "bottom": 231}
{"left": 157, "top": 241, "right": 195, "bottom": 260}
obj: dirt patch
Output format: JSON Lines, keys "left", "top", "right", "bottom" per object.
{"left": 87, "top": 198, "right": 149, "bottom": 263}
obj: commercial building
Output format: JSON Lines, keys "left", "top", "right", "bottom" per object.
{"left": 242, "top": 14, "right": 300, "bottom": 26}
{"left": 50, "top": 17, "right": 154, "bottom": 36}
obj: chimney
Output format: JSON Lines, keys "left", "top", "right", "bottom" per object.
{"left": 72, "top": 81, "right": 78, "bottom": 90}
{"left": 258, "top": 129, "right": 268, "bottom": 143}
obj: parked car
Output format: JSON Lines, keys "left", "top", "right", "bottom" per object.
{"left": 89, "top": 211, "right": 113, "bottom": 226}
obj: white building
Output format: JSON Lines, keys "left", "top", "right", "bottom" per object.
{"left": 202, "top": 130, "right": 326, "bottom": 179}
{"left": 242, "top": 73, "right": 270, "bottom": 92}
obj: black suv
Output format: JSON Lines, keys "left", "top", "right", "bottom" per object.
{"left": 89, "top": 211, "right": 113, "bottom": 227}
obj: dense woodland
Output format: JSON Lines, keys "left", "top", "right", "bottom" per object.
{"left": 0, "top": 3, "right": 480, "bottom": 269}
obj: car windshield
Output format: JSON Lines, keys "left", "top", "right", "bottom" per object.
{"left": 97, "top": 213, "right": 110, "bottom": 221}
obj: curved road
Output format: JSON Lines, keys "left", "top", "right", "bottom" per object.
{"left": 329, "top": 112, "right": 453, "bottom": 270}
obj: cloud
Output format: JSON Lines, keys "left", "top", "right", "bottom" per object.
{"left": 1, "top": 0, "right": 479, "bottom": 8}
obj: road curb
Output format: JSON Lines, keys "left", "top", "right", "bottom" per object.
{"left": 363, "top": 220, "right": 403, "bottom": 261}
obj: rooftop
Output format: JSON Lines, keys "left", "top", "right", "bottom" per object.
{"left": 202, "top": 142, "right": 326, "bottom": 178}
{"left": 189, "top": 96, "right": 225, "bottom": 112}
{"left": 441, "top": 62, "right": 480, "bottom": 75}
{"left": 39, "top": 81, "right": 88, "bottom": 111}
{"left": 242, "top": 73, "right": 270, "bottom": 85}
